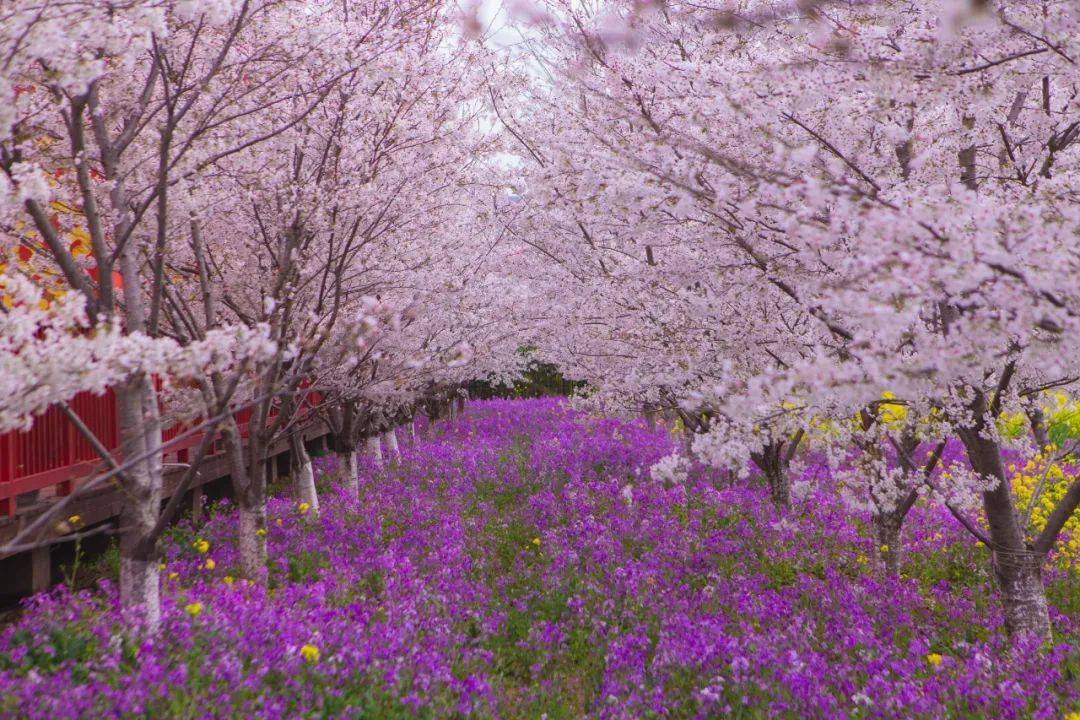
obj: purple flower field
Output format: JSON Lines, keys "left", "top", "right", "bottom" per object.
{"left": 1, "top": 399, "right": 1077, "bottom": 719}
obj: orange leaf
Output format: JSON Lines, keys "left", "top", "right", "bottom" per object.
{"left": 87, "top": 266, "right": 124, "bottom": 289}
{"left": 70, "top": 239, "right": 90, "bottom": 257}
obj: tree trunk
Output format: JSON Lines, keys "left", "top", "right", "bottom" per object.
{"left": 993, "top": 549, "right": 1051, "bottom": 639}
{"left": 291, "top": 435, "right": 319, "bottom": 515}
{"left": 383, "top": 428, "right": 400, "bottom": 459}
{"left": 115, "top": 374, "right": 163, "bottom": 628}
{"left": 1026, "top": 405, "right": 1050, "bottom": 452}
{"left": 960, "top": 391, "right": 1051, "bottom": 641}
{"left": 767, "top": 465, "right": 791, "bottom": 509}
{"left": 365, "top": 434, "right": 383, "bottom": 467}
{"left": 643, "top": 407, "right": 657, "bottom": 431}
{"left": 336, "top": 449, "right": 359, "bottom": 499}
{"left": 237, "top": 492, "right": 267, "bottom": 580}
{"left": 751, "top": 441, "right": 791, "bottom": 510}
{"left": 873, "top": 512, "right": 903, "bottom": 576}
{"left": 119, "top": 552, "right": 160, "bottom": 625}
{"left": 682, "top": 429, "right": 694, "bottom": 458}
{"left": 219, "top": 416, "right": 267, "bottom": 580}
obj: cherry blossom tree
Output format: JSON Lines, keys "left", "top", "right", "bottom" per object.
{"left": 0, "top": 0, "right": 483, "bottom": 618}
{"left": 504, "top": 0, "right": 1078, "bottom": 640}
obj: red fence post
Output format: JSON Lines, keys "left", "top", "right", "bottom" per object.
{"left": 0, "top": 431, "right": 14, "bottom": 517}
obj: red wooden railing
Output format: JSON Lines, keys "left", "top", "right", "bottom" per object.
{"left": 0, "top": 391, "right": 118, "bottom": 516}
{"left": 0, "top": 385, "right": 323, "bottom": 518}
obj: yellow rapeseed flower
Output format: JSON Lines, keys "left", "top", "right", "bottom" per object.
{"left": 298, "top": 502, "right": 311, "bottom": 515}
{"left": 256, "top": 528, "right": 267, "bottom": 537}
{"left": 1009, "top": 457, "right": 1080, "bottom": 572}
{"left": 223, "top": 576, "right": 234, "bottom": 586}
{"left": 185, "top": 602, "right": 203, "bottom": 617}
{"left": 300, "top": 644, "right": 320, "bottom": 664}
{"left": 168, "top": 572, "right": 179, "bottom": 581}
{"left": 532, "top": 537, "right": 541, "bottom": 546}
{"left": 879, "top": 391, "right": 908, "bottom": 425}
{"left": 879, "top": 544, "right": 890, "bottom": 553}
{"left": 68, "top": 514, "right": 82, "bottom": 525}
{"left": 193, "top": 539, "right": 210, "bottom": 554}
{"left": 204, "top": 558, "right": 216, "bottom": 571}
{"left": 926, "top": 653, "right": 943, "bottom": 668}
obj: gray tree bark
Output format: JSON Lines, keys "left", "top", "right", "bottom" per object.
{"left": 383, "top": 428, "right": 400, "bottom": 459}
{"left": 115, "top": 374, "right": 163, "bottom": 628}
{"left": 335, "top": 449, "right": 359, "bottom": 499}
{"left": 291, "top": 435, "right": 319, "bottom": 515}
{"left": 959, "top": 390, "right": 1051, "bottom": 641}
{"left": 365, "top": 434, "right": 383, "bottom": 467}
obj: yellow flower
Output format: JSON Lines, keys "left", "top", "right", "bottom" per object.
{"left": 158, "top": 561, "right": 167, "bottom": 571}
{"left": 276, "top": 518, "right": 284, "bottom": 527}
{"left": 1065, "top": 712, "right": 1080, "bottom": 720}
{"left": 223, "top": 576, "right": 234, "bottom": 586}
{"left": 298, "top": 502, "right": 311, "bottom": 515}
{"left": 926, "top": 653, "right": 943, "bottom": 668}
{"left": 300, "top": 643, "right": 320, "bottom": 664}
{"left": 204, "top": 558, "right": 216, "bottom": 571}
{"left": 256, "top": 528, "right": 267, "bottom": 537}
{"left": 193, "top": 539, "right": 210, "bottom": 554}
{"left": 1009, "top": 454, "right": 1080, "bottom": 572}
{"left": 168, "top": 572, "right": 179, "bottom": 581}
{"left": 68, "top": 514, "right": 82, "bottom": 525}
{"left": 531, "top": 537, "right": 541, "bottom": 546}
{"left": 185, "top": 602, "right": 203, "bottom": 617}
{"left": 879, "top": 544, "right": 889, "bottom": 553}
{"left": 879, "top": 391, "right": 908, "bottom": 425}
{"left": 856, "top": 554, "right": 868, "bottom": 566}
